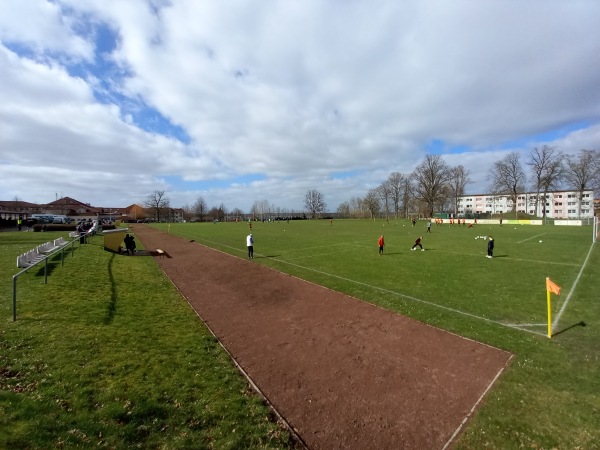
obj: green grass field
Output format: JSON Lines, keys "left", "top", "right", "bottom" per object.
{"left": 1, "top": 231, "right": 292, "bottom": 449}
{"left": 2, "top": 220, "right": 599, "bottom": 449}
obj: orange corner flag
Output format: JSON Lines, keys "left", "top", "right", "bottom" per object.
{"left": 546, "top": 278, "right": 561, "bottom": 295}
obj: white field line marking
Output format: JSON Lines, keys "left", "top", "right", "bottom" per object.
{"left": 177, "top": 232, "right": 547, "bottom": 336}
{"left": 438, "top": 250, "right": 578, "bottom": 267}
{"left": 552, "top": 241, "right": 596, "bottom": 330}
{"left": 505, "top": 323, "right": 546, "bottom": 327}
{"left": 499, "top": 256, "right": 577, "bottom": 267}
{"left": 271, "top": 257, "right": 546, "bottom": 336}
{"left": 274, "top": 242, "right": 350, "bottom": 254}
{"left": 284, "top": 249, "right": 354, "bottom": 261}
{"left": 282, "top": 242, "right": 376, "bottom": 260}
{"left": 441, "top": 356, "right": 514, "bottom": 450}
{"left": 517, "top": 233, "right": 546, "bottom": 244}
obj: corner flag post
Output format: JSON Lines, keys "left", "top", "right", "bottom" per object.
{"left": 545, "top": 277, "right": 562, "bottom": 338}
{"left": 546, "top": 282, "right": 552, "bottom": 338}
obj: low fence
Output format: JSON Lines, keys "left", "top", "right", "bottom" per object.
{"left": 11, "top": 235, "right": 82, "bottom": 321}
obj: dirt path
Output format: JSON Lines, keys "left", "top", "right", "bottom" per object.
{"left": 132, "top": 225, "right": 512, "bottom": 449}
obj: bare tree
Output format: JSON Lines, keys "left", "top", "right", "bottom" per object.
{"left": 412, "top": 155, "right": 452, "bottom": 218}
{"left": 207, "top": 206, "right": 219, "bottom": 221}
{"left": 305, "top": 190, "right": 326, "bottom": 218}
{"left": 144, "top": 190, "right": 170, "bottom": 222}
{"left": 401, "top": 176, "right": 415, "bottom": 219}
{"left": 527, "top": 145, "right": 564, "bottom": 220}
{"left": 230, "top": 208, "right": 245, "bottom": 220}
{"left": 337, "top": 202, "right": 350, "bottom": 218}
{"left": 376, "top": 181, "right": 391, "bottom": 221}
{"left": 218, "top": 203, "right": 227, "bottom": 221}
{"left": 349, "top": 197, "right": 367, "bottom": 218}
{"left": 564, "top": 149, "right": 600, "bottom": 218}
{"left": 192, "top": 196, "right": 208, "bottom": 221}
{"left": 251, "top": 200, "right": 270, "bottom": 221}
{"left": 489, "top": 152, "right": 526, "bottom": 219}
{"left": 435, "top": 184, "right": 453, "bottom": 215}
{"left": 448, "top": 165, "right": 472, "bottom": 216}
{"left": 363, "top": 189, "right": 381, "bottom": 219}
{"left": 387, "top": 172, "right": 406, "bottom": 219}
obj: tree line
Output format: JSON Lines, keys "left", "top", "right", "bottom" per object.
{"left": 336, "top": 148, "right": 599, "bottom": 220}
{"left": 146, "top": 148, "right": 598, "bottom": 222}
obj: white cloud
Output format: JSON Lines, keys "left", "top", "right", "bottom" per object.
{"left": 0, "top": 0, "right": 93, "bottom": 61}
{"left": 1, "top": 0, "right": 599, "bottom": 211}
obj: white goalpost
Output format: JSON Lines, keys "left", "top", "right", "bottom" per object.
{"left": 594, "top": 216, "right": 600, "bottom": 243}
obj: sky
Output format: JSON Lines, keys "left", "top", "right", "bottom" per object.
{"left": 1, "top": 0, "right": 599, "bottom": 213}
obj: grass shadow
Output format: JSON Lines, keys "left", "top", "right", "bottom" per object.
{"left": 552, "top": 321, "right": 586, "bottom": 337}
{"left": 33, "top": 261, "right": 59, "bottom": 277}
{"left": 104, "top": 253, "right": 117, "bottom": 324}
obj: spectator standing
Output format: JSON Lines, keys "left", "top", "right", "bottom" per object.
{"left": 378, "top": 235, "right": 385, "bottom": 255}
{"left": 246, "top": 233, "right": 254, "bottom": 259}
{"left": 426, "top": 222, "right": 431, "bottom": 233}
{"left": 487, "top": 236, "right": 494, "bottom": 258}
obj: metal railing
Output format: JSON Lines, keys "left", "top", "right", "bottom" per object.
{"left": 11, "top": 236, "right": 81, "bottom": 321}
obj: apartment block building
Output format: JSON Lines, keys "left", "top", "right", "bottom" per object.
{"left": 457, "top": 190, "right": 595, "bottom": 219}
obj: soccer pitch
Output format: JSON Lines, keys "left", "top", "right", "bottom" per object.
{"left": 159, "top": 219, "right": 596, "bottom": 340}
{"left": 156, "top": 219, "right": 600, "bottom": 448}
{"left": 2, "top": 220, "right": 598, "bottom": 448}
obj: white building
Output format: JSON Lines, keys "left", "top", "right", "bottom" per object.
{"left": 457, "top": 190, "right": 594, "bottom": 219}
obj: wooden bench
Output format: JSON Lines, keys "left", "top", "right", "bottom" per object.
{"left": 156, "top": 249, "right": 165, "bottom": 257}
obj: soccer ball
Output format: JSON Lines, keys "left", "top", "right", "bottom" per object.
{"left": 539, "top": 240, "right": 542, "bottom": 243}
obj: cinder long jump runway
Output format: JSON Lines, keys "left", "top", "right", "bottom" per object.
{"left": 134, "top": 225, "right": 512, "bottom": 449}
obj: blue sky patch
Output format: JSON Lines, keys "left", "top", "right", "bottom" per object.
{"left": 425, "top": 139, "right": 471, "bottom": 155}
{"left": 498, "top": 121, "right": 592, "bottom": 150}
{"left": 165, "top": 173, "right": 266, "bottom": 191}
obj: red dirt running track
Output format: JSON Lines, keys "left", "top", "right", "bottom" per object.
{"left": 133, "top": 225, "right": 512, "bottom": 449}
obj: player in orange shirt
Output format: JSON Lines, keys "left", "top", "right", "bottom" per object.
{"left": 378, "top": 235, "right": 385, "bottom": 255}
